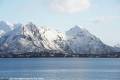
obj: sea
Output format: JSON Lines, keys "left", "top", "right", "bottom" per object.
{"left": 0, "top": 58, "right": 119, "bottom": 80}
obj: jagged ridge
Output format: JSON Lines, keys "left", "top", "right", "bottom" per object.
{"left": 0, "top": 21, "right": 113, "bottom": 54}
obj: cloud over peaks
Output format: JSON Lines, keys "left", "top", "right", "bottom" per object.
{"left": 50, "top": 0, "right": 91, "bottom": 14}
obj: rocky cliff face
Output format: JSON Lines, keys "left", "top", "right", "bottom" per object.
{"left": 65, "top": 26, "right": 111, "bottom": 54}
{"left": 0, "top": 21, "right": 112, "bottom": 54}
{"left": 0, "top": 21, "right": 14, "bottom": 37}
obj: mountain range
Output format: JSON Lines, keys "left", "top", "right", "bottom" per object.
{"left": 0, "top": 21, "right": 119, "bottom": 55}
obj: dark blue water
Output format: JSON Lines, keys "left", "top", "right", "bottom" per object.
{"left": 0, "top": 58, "right": 120, "bottom": 80}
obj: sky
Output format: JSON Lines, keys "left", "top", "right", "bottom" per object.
{"left": 0, "top": 0, "right": 120, "bottom": 46}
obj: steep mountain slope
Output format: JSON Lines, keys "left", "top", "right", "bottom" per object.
{"left": 0, "top": 22, "right": 44, "bottom": 53}
{"left": 113, "top": 44, "right": 120, "bottom": 52}
{"left": 0, "top": 22, "right": 112, "bottom": 54}
{"left": 114, "top": 44, "right": 120, "bottom": 48}
{"left": 0, "top": 21, "right": 14, "bottom": 37}
{"left": 66, "top": 26, "right": 111, "bottom": 54}
{"left": 0, "top": 22, "right": 67, "bottom": 53}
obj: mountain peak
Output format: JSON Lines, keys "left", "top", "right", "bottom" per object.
{"left": 73, "top": 25, "right": 81, "bottom": 29}
{"left": 26, "top": 22, "right": 34, "bottom": 25}
{"left": 0, "top": 21, "right": 14, "bottom": 35}
{"left": 70, "top": 25, "right": 82, "bottom": 31}
{"left": 0, "top": 20, "right": 14, "bottom": 27}
{"left": 69, "top": 25, "right": 87, "bottom": 33}
{"left": 66, "top": 25, "right": 89, "bottom": 36}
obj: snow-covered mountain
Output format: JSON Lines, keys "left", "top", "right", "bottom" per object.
{"left": 0, "top": 22, "right": 67, "bottom": 53}
{"left": 0, "top": 22, "right": 112, "bottom": 54}
{"left": 113, "top": 44, "right": 120, "bottom": 52}
{"left": 0, "top": 21, "right": 14, "bottom": 37}
{"left": 114, "top": 44, "right": 120, "bottom": 48}
{"left": 66, "top": 26, "right": 111, "bottom": 54}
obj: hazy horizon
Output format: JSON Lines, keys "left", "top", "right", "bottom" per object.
{"left": 0, "top": 0, "right": 120, "bottom": 46}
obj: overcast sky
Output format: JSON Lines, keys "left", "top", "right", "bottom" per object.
{"left": 0, "top": 0, "right": 120, "bottom": 46}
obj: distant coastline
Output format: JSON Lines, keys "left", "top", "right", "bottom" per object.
{"left": 0, "top": 52, "right": 120, "bottom": 58}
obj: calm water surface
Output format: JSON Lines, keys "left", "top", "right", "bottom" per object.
{"left": 0, "top": 58, "right": 120, "bottom": 80}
